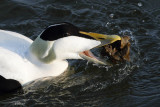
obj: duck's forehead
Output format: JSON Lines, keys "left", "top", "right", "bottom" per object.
{"left": 40, "top": 24, "right": 66, "bottom": 41}
{"left": 40, "top": 23, "right": 79, "bottom": 41}
{"left": 40, "top": 23, "right": 95, "bottom": 41}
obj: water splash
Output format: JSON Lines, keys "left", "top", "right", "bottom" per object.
{"left": 138, "top": 2, "right": 143, "bottom": 7}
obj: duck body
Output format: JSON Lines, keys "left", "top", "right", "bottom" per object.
{"left": 0, "top": 30, "right": 68, "bottom": 84}
{"left": 0, "top": 22, "right": 121, "bottom": 93}
{"left": 0, "top": 30, "right": 33, "bottom": 84}
{"left": 0, "top": 30, "right": 100, "bottom": 84}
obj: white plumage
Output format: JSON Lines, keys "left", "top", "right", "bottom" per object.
{"left": 0, "top": 30, "right": 100, "bottom": 84}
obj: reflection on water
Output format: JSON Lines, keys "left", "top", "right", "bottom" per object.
{"left": 0, "top": 0, "right": 160, "bottom": 106}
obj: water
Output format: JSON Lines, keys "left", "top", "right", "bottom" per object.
{"left": 0, "top": 0, "right": 160, "bottom": 106}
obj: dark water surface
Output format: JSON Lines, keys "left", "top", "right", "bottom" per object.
{"left": 0, "top": 0, "right": 160, "bottom": 106}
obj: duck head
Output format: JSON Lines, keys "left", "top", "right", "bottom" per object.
{"left": 30, "top": 22, "right": 121, "bottom": 65}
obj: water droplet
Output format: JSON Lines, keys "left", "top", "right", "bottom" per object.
{"left": 105, "top": 22, "right": 110, "bottom": 27}
{"left": 91, "top": 6, "right": 94, "bottom": 9}
{"left": 119, "top": 30, "right": 133, "bottom": 36}
{"left": 138, "top": 2, "right": 142, "bottom": 7}
{"left": 109, "top": 13, "right": 114, "bottom": 18}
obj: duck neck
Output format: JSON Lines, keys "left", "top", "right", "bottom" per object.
{"left": 29, "top": 36, "right": 56, "bottom": 64}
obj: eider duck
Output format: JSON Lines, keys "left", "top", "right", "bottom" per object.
{"left": 0, "top": 22, "right": 121, "bottom": 93}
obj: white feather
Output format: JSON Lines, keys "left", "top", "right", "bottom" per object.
{"left": 53, "top": 36, "right": 100, "bottom": 59}
{"left": 0, "top": 30, "right": 100, "bottom": 85}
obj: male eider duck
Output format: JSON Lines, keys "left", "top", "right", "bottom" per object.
{"left": 0, "top": 22, "right": 121, "bottom": 93}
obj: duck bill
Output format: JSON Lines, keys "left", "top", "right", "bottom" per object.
{"left": 79, "top": 31, "right": 121, "bottom": 47}
{"left": 79, "top": 50, "right": 106, "bottom": 65}
{"left": 79, "top": 31, "right": 122, "bottom": 65}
